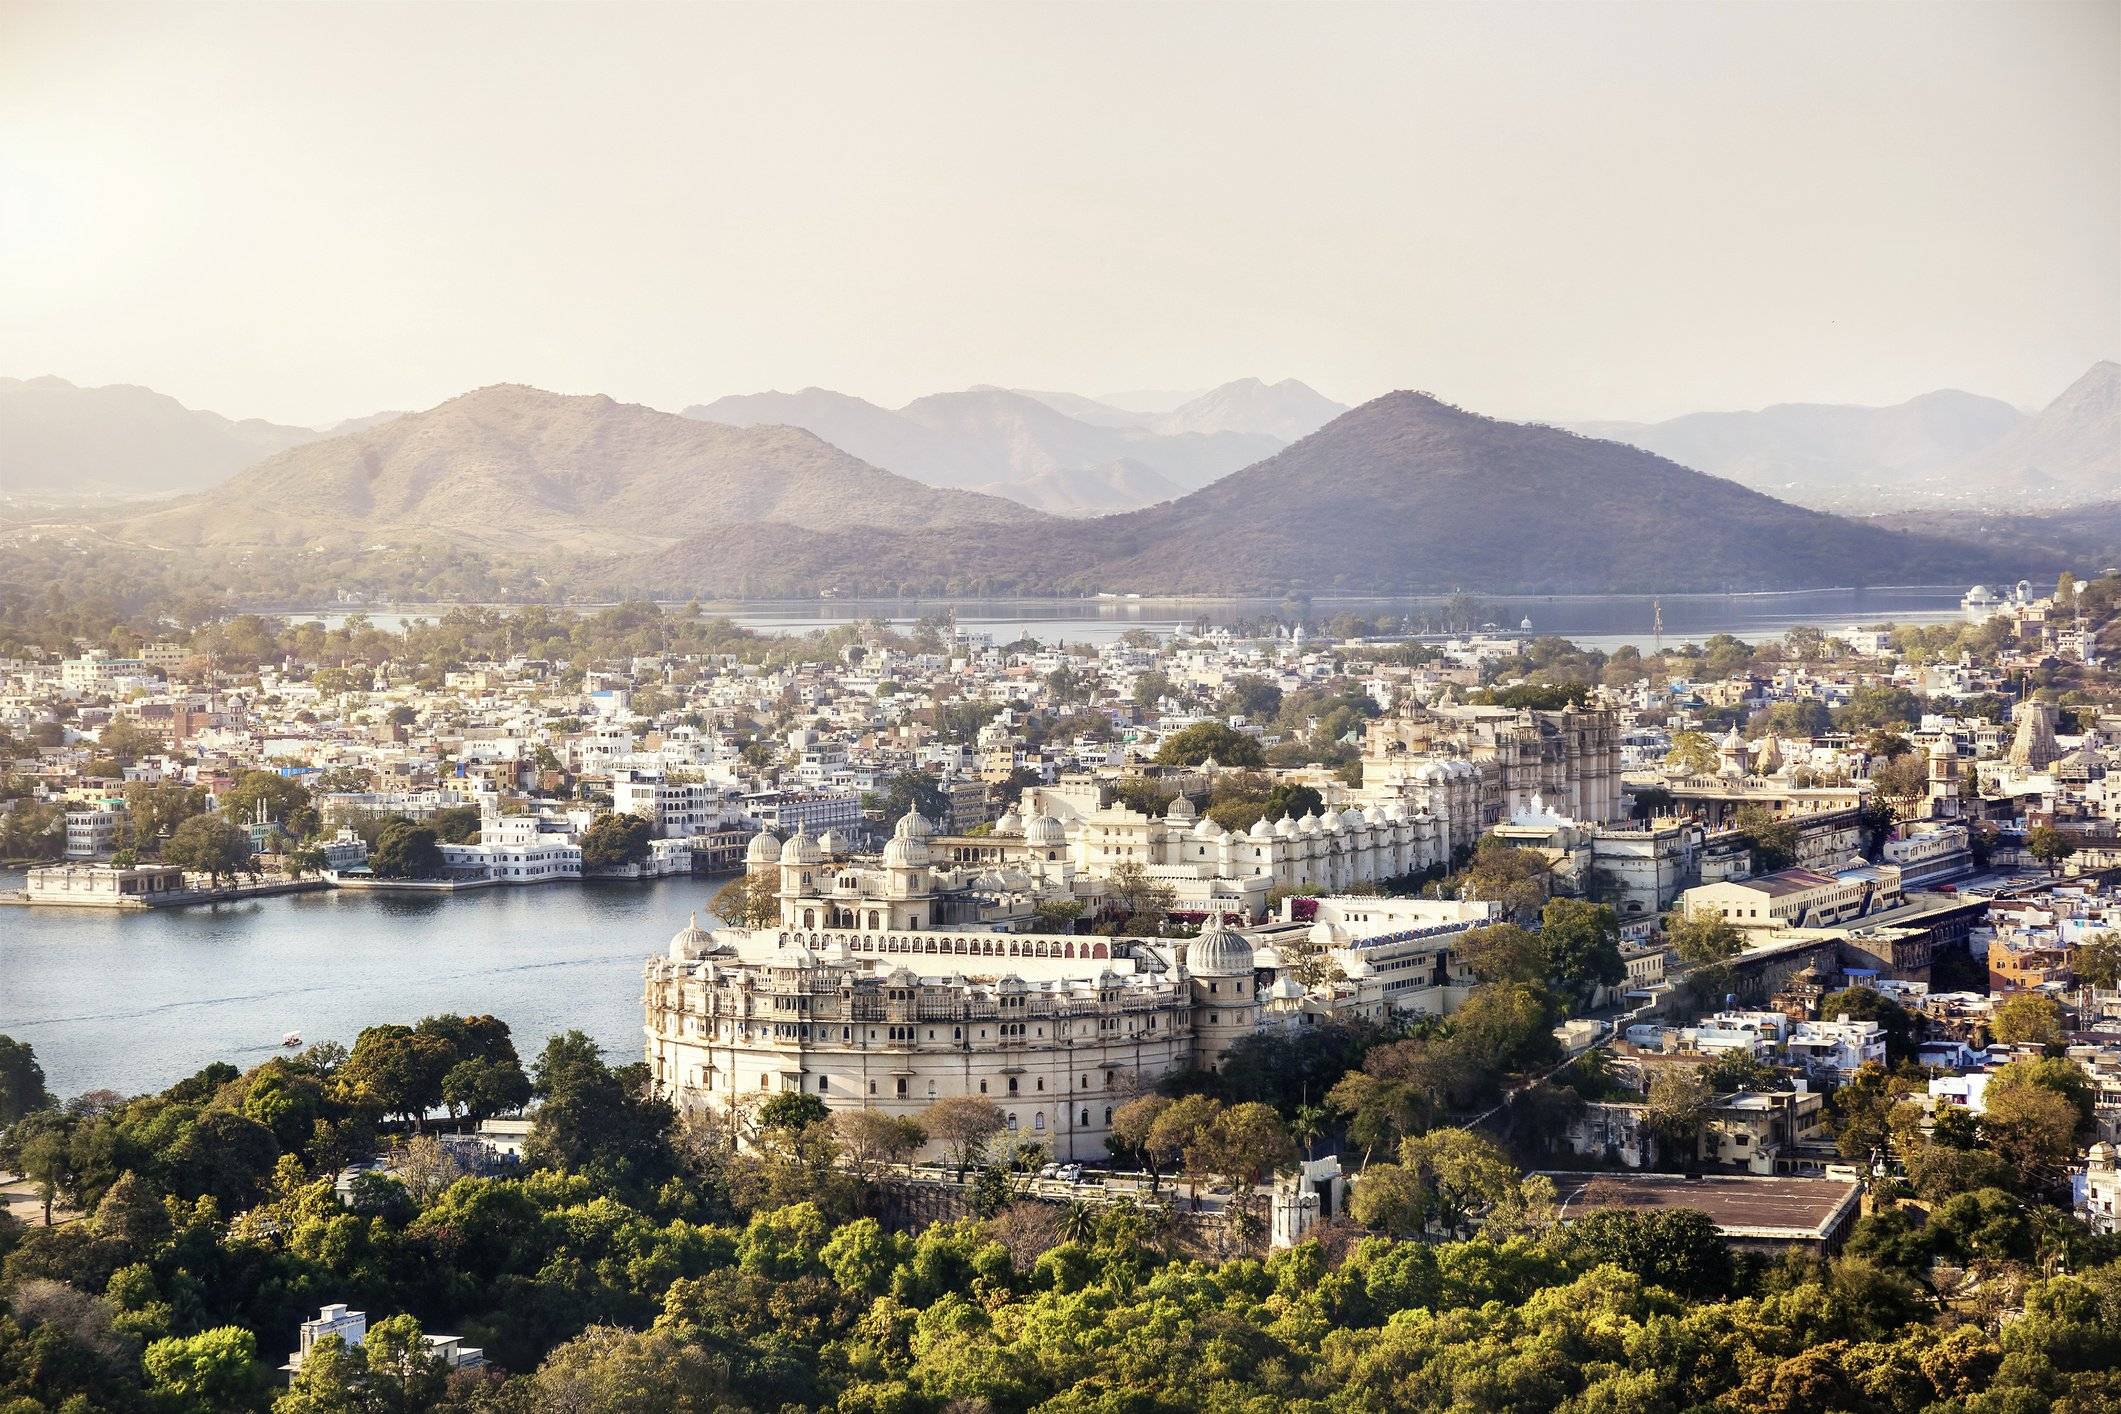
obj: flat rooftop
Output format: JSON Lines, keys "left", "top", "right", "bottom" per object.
{"left": 1538, "top": 1171, "right": 1861, "bottom": 1243}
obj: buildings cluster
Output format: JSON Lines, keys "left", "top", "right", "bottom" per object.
{"left": 7, "top": 583, "right": 2121, "bottom": 1223}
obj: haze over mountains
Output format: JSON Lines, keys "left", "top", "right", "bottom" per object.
{"left": 683, "top": 378, "right": 1343, "bottom": 515}
{"left": 112, "top": 385, "right": 1039, "bottom": 558}
{"left": 643, "top": 390, "right": 2005, "bottom": 597}
{"left": 0, "top": 376, "right": 320, "bottom": 498}
{"left": 1574, "top": 360, "right": 2119, "bottom": 511}
{"left": 5, "top": 363, "right": 2108, "bottom": 600}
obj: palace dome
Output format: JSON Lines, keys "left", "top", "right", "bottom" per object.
{"left": 1190, "top": 918, "right": 1257, "bottom": 978}
{"left": 782, "top": 827, "right": 822, "bottom": 866}
{"left": 669, "top": 911, "right": 715, "bottom": 959}
{"left": 1024, "top": 813, "right": 1066, "bottom": 847}
{"left": 745, "top": 829, "right": 782, "bottom": 865}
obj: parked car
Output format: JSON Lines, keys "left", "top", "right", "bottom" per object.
{"left": 1037, "top": 1163, "right": 1060, "bottom": 1180}
{"left": 1057, "top": 1163, "right": 1083, "bottom": 1183}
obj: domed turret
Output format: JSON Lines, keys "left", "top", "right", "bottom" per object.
{"left": 1165, "top": 794, "right": 1196, "bottom": 821}
{"left": 745, "top": 829, "right": 782, "bottom": 867}
{"left": 669, "top": 911, "right": 714, "bottom": 960}
{"left": 882, "top": 834, "right": 930, "bottom": 868}
{"left": 782, "top": 826, "right": 821, "bottom": 866}
{"left": 898, "top": 809, "right": 935, "bottom": 840}
{"left": 1189, "top": 915, "right": 1256, "bottom": 977}
{"left": 1024, "top": 812, "right": 1065, "bottom": 847}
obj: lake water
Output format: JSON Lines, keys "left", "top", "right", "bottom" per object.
{"left": 285, "top": 586, "right": 1972, "bottom": 651}
{"left": 0, "top": 870, "right": 736, "bottom": 1098}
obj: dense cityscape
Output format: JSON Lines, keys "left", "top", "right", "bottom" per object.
{"left": 3, "top": 571, "right": 2120, "bottom": 1410}
{"left": 6, "top": 2, "right": 2118, "bottom": 1410}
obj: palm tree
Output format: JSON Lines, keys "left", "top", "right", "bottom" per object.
{"left": 1291, "top": 1103, "right": 1328, "bottom": 1160}
{"left": 1060, "top": 1199, "right": 1097, "bottom": 1245}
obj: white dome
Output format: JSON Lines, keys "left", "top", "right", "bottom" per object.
{"left": 883, "top": 833, "right": 931, "bottom": 868}
{"left": 1273, "top": 815, "right": 1298, "bottom": 838}
{"left": 995, "top": 807, "right": 1024, "bottom": 834}
{"left": 782, "top": 827, "right": 821, "bottom": 866}
{"left": 669, "top": 911, "right": 714, "bottom": 958}
{"left": 1189, "top": 918, "right": 1256, "bottom": 977}
{"left": 1166, "top": 794, "right": 1197, "bottom": 820}
{"left": 1024, "top": 813, "right": 1065, "bottom": 846}
{"left": 745, "top": 829, "right": 782, "bottom": 865}
{"left": 1247, "top": 817, "right": 1272, "bottom": 839}
{"left": 1193, "top": 816, "right": 1224, "bottom": 838}
{"left": 896, "top": 809, "right": 935, "bottom": 840}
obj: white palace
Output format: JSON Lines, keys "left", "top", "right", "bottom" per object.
{"left": 645, "top": 805, "right": 1498, "bottom": 1162}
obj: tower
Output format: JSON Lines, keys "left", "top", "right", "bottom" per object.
{"left": 1926, "top": 736, "right": 1961, "bottom": 819}
{"left": 1186, "top": 916, "right": 1258, "bottom": 1072}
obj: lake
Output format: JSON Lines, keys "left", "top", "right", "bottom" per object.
{"left": 282, "top": 585, "right": 1973, "bottom": 650}
{"left": 0, "top": 870, "right": 736, "bottom": 1098}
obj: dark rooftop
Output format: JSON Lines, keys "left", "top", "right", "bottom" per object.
{"left": 1538, "top": 1171, "right": 1862, "bottom": 1242}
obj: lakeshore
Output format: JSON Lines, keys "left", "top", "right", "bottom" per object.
{"left": 0, "top": 866, "right": 735, "bottom": 1098}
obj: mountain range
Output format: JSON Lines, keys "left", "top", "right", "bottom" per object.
{"left": 0, "top": 376, "right": 321, "bottom": 498}
{"left": 683, "top": 378, "right": 1343, "bottom": 515}
{"left": 1573, "top": 361, "right": 2119, "bottom": 511}
{"left": 5, "top": 364, "right": 2108, "bottom": 601}
{"left": 623, "top": 388, "right": 2036, "bottom": 597}
{"left": 108, "top": 385, "right": 1039, "bottom": 558}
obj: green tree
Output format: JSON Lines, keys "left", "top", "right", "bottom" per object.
{"left": 143, "top": 1326, "right": 271, "bottom": 1414}
{"left": 162, "top": 813, "right": 255, "bottom": 885}
{"left": 711, "top": 872, "right": 780, "bottom": 929}
{"left": 368, "top": 820, "right": 442, "bottom": 879}
{"left": 427, "top": 804, "right": 482, "bottom": 843}
{"left": 1348, "top": 1161, "right": 1428, "bottom": 1236}
{"left": 2026, "top": 824, "right": 2077, "bottom": 876}
{"left": 1664, "top": 730, "right": 1718, "bottom": 777}
{"left": 580, "top": 812, "right": 654, "bottom": 870}
{"left": 219, "top": 770, "right": 320, "bottom": 840}
{"left": 0, "top": 1035, "right": 54, "bottom": 1127}
{"left": 1154, "top": 721, "right": 1265, "bottom": 768}
{"left": 1537, "top": 898, "right": 1624, "bottom": 1012}
{"left": 125, "top": 781, "right": 209, "bottom": 854}
{"left": 524, "top": 1030, "right": 677, "bottom": 1200}
{"left": 1989, "top": 991, "right": 2065, "bottom": 1048}
{"left": 1666, "top": 910, "right": 1745, "bottom": 1001}
{"left": 1730, "top": 804, "right": 1800, "bottom": 872}
{"left": 2074, "top": 931, "right": 2121, "bottom": 990}
{"left": 1644, "top": 1066, "right": 1713, "bottom": 1161}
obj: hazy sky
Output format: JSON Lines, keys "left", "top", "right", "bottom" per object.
{"left": 2, "top": 0, "right": 2115, "bottom": 428}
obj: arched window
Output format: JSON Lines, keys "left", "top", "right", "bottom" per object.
{"left": 1091, "top": 943, "right": 1108, "bottom": 960}
{"left": 802, "top": 909, "right": 816, "bottom": 928}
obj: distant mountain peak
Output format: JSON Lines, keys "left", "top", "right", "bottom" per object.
{"left": 1152, "top": 377, "right": 1348, "bottom": 442}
